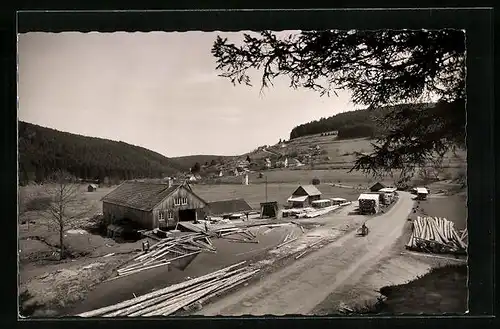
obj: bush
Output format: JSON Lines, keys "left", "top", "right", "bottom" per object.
{"left": 312, "top": 177, "right": 320, "bottom": 185}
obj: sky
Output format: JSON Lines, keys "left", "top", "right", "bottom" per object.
{"left": 18, "top": 31, "right": 358, "bottom": 157}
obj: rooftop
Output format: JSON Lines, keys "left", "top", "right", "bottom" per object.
{"left": 208, "top": 198, "right": 253, "bottom": 216}
{"left": 101, "top": 181, "right": 186, "bottom": 211}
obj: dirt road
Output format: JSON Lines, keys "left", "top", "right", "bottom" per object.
{"left": 196, "top": 192, "right": 414, "bottom": 316}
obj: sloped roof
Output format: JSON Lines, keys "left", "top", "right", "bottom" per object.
{"left": 358, "top": 193, "right": 380, "bottom": 201}
{"left": 101, "top": 181, "right": 203, "bottom": 212}
{"left": 88, "top": 184, "right": 98, "bottom": 188}
{"left": 370, "top": 182, "right": 386, "bottom": 190}
{"left": 208, "top": 198, "right": 253, "bottom": 216}
{"left": 416, "top": 187, "right": 429, "bottom": 194}
{"left": 293, "top": 185, "right": 322, "bottom": 196}
{"left": 287, "top": 195, "right": 308, "bottom": 202}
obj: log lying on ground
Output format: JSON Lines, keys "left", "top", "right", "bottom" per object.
{"left": 215, "top": 227, "right": 259, "bottom": 244}
{"left": 295, "top": 237, "right": 326, "bottom": 259}
{"left": 77, "top": 261, "right": 259, "bottom": 317}
{"left": 406, "top": 216, "right": 467, "bottom": 254}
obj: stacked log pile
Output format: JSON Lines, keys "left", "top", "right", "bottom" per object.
{"left": 78, "top": 261, "right": 258, "bottom": 317}
{"left": 406, "top": 216, "right": 467, "bottom": 254}
{"left": 113, "top": 233, "right": 216, "bottom": 278}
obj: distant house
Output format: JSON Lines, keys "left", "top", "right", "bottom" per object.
{"left": 370, "top": 182, "right": 386, "bottom": 192}
{"left": 87, "top": 184, "right": 98, "bottom": 192}
{"left": 101, "top": 181, "right": 208, "bottom": 230}
{"left": 288, "top": 158, "right": 303, "bottom": 168}
{"left": 208, "top": 198, "right": 253, "bottom": 218}
{"left": 287, "top": 185, "right": 322, "bottom": 208}
{"left": 265, "top": 158, "right": 272, "bottom": 168}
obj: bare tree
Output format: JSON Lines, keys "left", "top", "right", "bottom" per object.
{"left": 42, "top": 170, "right": 94, "bottom": 260}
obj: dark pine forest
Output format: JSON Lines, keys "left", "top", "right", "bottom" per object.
{"left": 18, "top": 121, "right": 186, "bottom": 185}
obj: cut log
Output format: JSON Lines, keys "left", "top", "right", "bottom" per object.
{"left": 117, "top": 261, "right": 171, "bottom": 277}
{"left": 77, "top": 261, "right": 247, "bottom": 317}
{"left": 137, "top": 267, "right": 253, "bottom": 317}
{"left": 158, "top": 269, "right": 260, "bottom": 316}
{"left": 276, "top": 237, "right": 298, "bottom": 249}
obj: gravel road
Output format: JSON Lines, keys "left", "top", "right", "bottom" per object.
{"left": 196, "top": 192, "right": 414, "bottom": 316}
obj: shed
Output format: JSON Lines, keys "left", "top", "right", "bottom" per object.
{"left": 370, "top": 182, "right": 386, "bottom": 192}
{"left": 330, "top": 197, "right": 347, "bottom": 205}
{"left": 207, "top": 198, "right": 253, "bottom": 218}
{"left": 287, "top": 185, "right": 322, "bottom": 208}
{"left": 416, "top": 187, "right": 429, "bottom": 200}
{"left": 87, "top": 184, "right": 98, "bottom": 192}
{"left": 101, "top": 181, "right": 208, "bottom": 230}
{"left": 378, "top": 187, "right": 398, "bottom": 204}
{"left": 260, "top": 201, "right": 279, "bottom": 219}
{"left": 311, "top": 199, "right": 333, "bottom": 208}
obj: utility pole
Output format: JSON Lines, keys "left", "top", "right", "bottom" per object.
{"left": 265, "top": 175, "right": 268, "bottom": 202}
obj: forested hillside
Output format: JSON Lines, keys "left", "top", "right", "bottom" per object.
{"left": 18, "top": 121, "right": 186, "bottom": 185}
{"left": 172, "top": 155, "right": 232, "bottom": 171}
{"left": 289, "top": 103, "right": 434, "bottom": 140}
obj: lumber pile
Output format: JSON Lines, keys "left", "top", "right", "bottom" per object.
{"left": 406, "top": 216, "right": 467, "bottom": 254}
{"left": 211, "top": 227, "right": 258, "bottom": 244}
{"left": 114, "top": 233, "right": 216, "bottom": 278}
{"left": 78, "top": 261, "right": 259, "bottom": 317}
{"left": 305, "top": 205, "right": 340, "bottom": 218}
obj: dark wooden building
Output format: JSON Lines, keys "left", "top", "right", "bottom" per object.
{"left": 207, "top": 198, "right": 253, "bottom": 218}
{"left": 87, "top": 184, "right": 98, "bottom": 192}
{"left": 101, "top": 181, "right": 208, "bottom": 230}
{"left": 370, "top": 182, "right": 386, "bottom": 192}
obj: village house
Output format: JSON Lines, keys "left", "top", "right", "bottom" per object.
{"left": 101, "top": 180, "right": 208, "bottom": 230}
{"left": 207, "top": 198, "right": 253, "bottom": 219}
{"left": 287, "top": 185, "right": 322, "bottom": 208}
{"left": 288, "top": 158, "right": 304, "bottom": 168}
{"left": 87, "top": 184, "right": 98, "bottom": 192}
{"left": 265, "top": 158, "right": 272, "bottom": 168}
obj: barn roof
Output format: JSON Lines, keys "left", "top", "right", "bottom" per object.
{"left": 208, "top": 198, "right": 253, "bottom": 216}
{"left": 101, "top": 181, "right": 206, "bottom": 212}
{"left": 293, "top": 185, "right": 322, "bottom": 196}
{"left": 370, "top": 182, "right": 386, "bottom": 191}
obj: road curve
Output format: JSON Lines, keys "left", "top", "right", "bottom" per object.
{"left": 196, "top": 192, "right": 414, "bottom": 316}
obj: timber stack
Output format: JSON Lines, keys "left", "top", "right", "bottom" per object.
{"left": 113, "top": 233, "right": 216, "bottom": 278}
{"left": 78, "top": 261, "right": 258, "bottom": 317}
{"left": 406, "top": 216, "right": 467, "bottom": 254}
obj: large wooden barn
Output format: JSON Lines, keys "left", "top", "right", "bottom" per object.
{"left": 101, "top": 181, "right": 208, "bottom": 230}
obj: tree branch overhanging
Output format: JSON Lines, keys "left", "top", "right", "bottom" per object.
{"left": 212, "top": 30, "right": 466, "bottom": 177}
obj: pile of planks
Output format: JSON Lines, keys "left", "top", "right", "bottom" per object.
{"left": 211, "top": 227, "right": 258, "bottom": 244}
{"left": 113, "top": 233, "right": 216, "bottom": 278}
{"left": 78, "top": 261, "right": 258, "bottom": 317}
{"left": 406, "top": 216, "right": 467, "bottom": 254}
